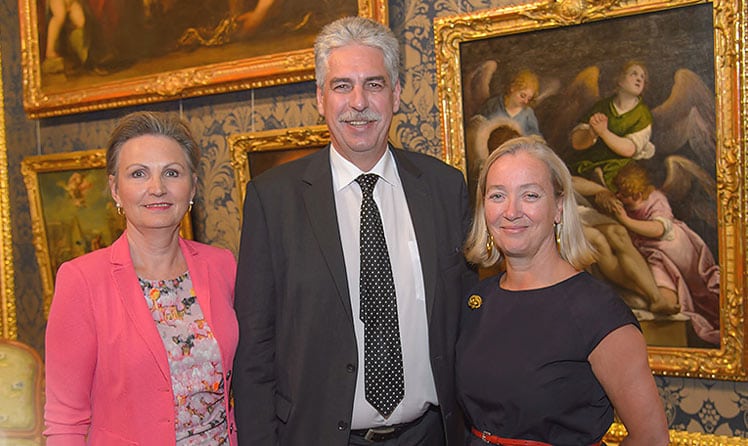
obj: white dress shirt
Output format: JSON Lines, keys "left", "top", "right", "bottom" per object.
{"left": 330, "top": 146, "right": 438, "bottom": 429}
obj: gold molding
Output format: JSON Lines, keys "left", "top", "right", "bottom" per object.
{"left": 435, "top": 0, "right": 746, "bottom": 380}
{"left": 0, "top": 41, "right": 17, "bottom": 339}
{"left": 18, "top": 0, "right": 388, "bottom": 118}
{"left": 229, "top": 125, "right": 330, "bottom": 204}
{"left": 604, "top": 425, "right": 748, "bottom": 445}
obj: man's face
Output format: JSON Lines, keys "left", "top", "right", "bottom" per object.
{"left": 316, "top": 44, "right": 400, "bottom": 168}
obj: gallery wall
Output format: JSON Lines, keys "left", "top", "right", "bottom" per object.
{"left": 2, "top": 0, "right": 748, "bottom": 439}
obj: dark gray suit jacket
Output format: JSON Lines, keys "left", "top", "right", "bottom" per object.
{"left": 233, "top": 146, "right": 477, "bottom": 446}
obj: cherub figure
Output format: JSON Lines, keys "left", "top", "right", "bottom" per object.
{"left": 43, "top": 0, "right": 88, "bottom": 74}
{"left": 609, "top": 161, "right": 720, "bottom": 345}
{"left": 58, "top": 172, "right": 93, "bottom": 207}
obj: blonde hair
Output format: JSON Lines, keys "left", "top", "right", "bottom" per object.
{"left": 464, "top": 136, "right": 596, "bottom": 269}
{"left": 613, "top": 162, "right": 655, "bottom": 200}
{"left": 504, "top": 69, "right": 539, "bottom": 101}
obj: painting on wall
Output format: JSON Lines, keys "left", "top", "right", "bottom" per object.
{"left": 21, "top": 149, "right": 193, "bottom": 318}
{"left": 229, "top": 125, "right": 330, "bottom": 205}
{"left": 19, "top": 0, "right": 387, "bottom": 118}
{"left": 435, "top": 0, "right": 746, "bottom": 381}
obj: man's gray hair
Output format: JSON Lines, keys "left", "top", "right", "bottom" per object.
{"left": 314, "top": 16, "right": 400, "bottom": 89}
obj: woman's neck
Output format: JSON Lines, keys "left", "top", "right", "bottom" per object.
{"left": 126, "top": 227, "right": 186, "bottom": 280}
{"left": 501, "top": 253, "right": 578, "bottom": 291}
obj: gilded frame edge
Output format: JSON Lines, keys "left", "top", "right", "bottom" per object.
{"left": 229, "top": 125, "right": 330, "bottom": 205}
{"left": 20, "top": 149, "right": 193, "bottom": 318}
{"left": 18, "top": 0, "right": 388, "bottom": 119}
{"left": 433, "top": 0, "right": 746, "bottom": 379}
{"left": 604, "top": 425, "right": 748, "bottom": 445}
{"left": 0, "top": 42, "right": 17, "bottom": 339}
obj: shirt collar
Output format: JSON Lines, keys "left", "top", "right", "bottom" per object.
{"left": 330, "top": 144, "right": 399, "bottom": 192}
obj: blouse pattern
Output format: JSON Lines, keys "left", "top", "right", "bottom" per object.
{"left": 139, "top": 272, "right": 228, "bottom": 445}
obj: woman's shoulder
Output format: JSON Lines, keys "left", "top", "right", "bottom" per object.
{"left": 62, "top": 244, "right": 113, "bottom": 269}
{"left": 181, "top": 239, "right": 235, "bottom": 262}
{"left": 565, "top": 272, "right": 637, "bottom": 322}
{"left": 472, "top": 275, "right": 500, "bottom": 292}
{"left": 61, "top": 233, "right": 128, "bottom": 270}
{"left": 564, "top": 272, "right": 620, "bottom": 300}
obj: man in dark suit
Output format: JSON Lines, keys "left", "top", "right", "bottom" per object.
{"left": 233, "top": 16, "right": 477, "bottom": 446}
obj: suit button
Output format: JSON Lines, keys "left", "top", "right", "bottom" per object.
{"left": 226, "top": 370, "right": 232, "bottom": 379}
{"left": 346, "top": 364, "right": 355, "bottom": 373}
{"left": 337, "top": 421, "right": 348, "bottom": 430}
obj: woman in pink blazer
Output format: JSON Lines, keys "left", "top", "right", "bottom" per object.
{"left": 44, "top": 111, "right": 238, "bottom": 445}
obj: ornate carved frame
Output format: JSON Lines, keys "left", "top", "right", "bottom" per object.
{"left": 0, "top": 43, "right": 17, "bottom": 339}
{"left": 435, "top": 0, "right": 744, "bottom": 379}
{"left": 229, "top": 125, "right": 330, "bottom": 205}
{"left": 21, "top": 149, "right": 193, "bottom": 318}
{"left": 18, "top": 1, "right": 388, "bottom": 118}
{"left": 435, "top": 0, "right": 746, "bottom": 441}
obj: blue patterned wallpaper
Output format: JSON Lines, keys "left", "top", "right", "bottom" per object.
{"left": 1, "top": 0, "right": 747, "bottom": 439}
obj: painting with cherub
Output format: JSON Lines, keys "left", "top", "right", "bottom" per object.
{"left": 456, "top": 2, "right": 718, "bottom": 349}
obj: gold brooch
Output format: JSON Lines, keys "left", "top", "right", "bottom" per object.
{"left": 467, "top": 294, "right": 482, "bottom": 310}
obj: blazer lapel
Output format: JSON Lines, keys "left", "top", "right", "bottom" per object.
{"left": 181, "top": 239, "right": 213, "bottom": 324}
{"left": 392, "top": 150, "right": 439, "bottom": 321}
{"left": 301, "top": 147, "right": 353, "bottom": 320}
{"left": 110, "top": 234, "right": 171, "bottom": 380}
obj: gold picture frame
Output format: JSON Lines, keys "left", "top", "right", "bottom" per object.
{"left": 604, "top": 423, "right": 748, "bottom": 445}
{"left": 18, "top": 0, "right": 387, "bottom": 118}
{"left": 21, "top": 149, "right": 193, "bottom": 318}
{"left": 229, "top": 125, "right": 330, "bottom": 205}
{"left": 0, "top": 42, "right": 17, "bottom": 339}
{"left": 435, "top": 0, "right": 745, "bottom": 380}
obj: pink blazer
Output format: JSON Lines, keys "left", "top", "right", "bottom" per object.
{"left": 44, "top": 233, "right": 239, "bottom": 446}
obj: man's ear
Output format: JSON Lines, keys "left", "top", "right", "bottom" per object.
{"left": 316, "top": 85, "right": 326, "bottom": 116}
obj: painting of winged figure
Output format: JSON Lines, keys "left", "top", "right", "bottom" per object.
{"left": 461, "top": 3, "right": 718, "bottom": 348}
{"left": 37, "top": 168, "right": 126, "bottom": 276}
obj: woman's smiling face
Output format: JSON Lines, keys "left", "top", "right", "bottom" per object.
{"left": 484, "top": 151, "right": 562, "bottom": 262}
{"left": 109, "top": 134, "right": 195, "bottom": 234}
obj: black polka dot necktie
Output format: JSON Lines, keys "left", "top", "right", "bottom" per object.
{"left": 356, "top": 173, "right": 404, "bottom": 418}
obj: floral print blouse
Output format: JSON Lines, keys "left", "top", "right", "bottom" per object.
{"left": 140, "top": 272, "right": 228, "bottom": 445}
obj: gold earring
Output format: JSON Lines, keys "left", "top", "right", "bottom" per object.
{"left": 188, "top": 200, "right": 194, "bottom": 213}
{"left": 554, "top": 222, "right": 562, "bottom": 250}
{"left": 116, "top": 203, "right": 124, "bottom": 216}
{"left": 486, "top": 233, "right": 495, "bottom": 257}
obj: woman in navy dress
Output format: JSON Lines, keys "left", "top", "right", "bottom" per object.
{"left": 457, "top": 136, "right": 669, "bottom": 446}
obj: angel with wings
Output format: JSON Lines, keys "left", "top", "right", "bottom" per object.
{"left": 555, "top": 60, "right": 718, "bottom": 343}
{"left": 58, "top": 171, "right": 94, "bottom": 208}
{"left": 464, "top": 64, "right": 558, "bottom": 187}
{"left": 464, "top": 57, "right": 719, "bottom": 343}
{"left": 608, "top": 161, "right": 720, "bottom": 345}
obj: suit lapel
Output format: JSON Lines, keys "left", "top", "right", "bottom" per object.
{"left": 110, "top": 234, "right": 171, "bottom": 380}
{"left": 301, "top": 147, "right": 353, "bottom": 320}
{"left": 392, "top": 150, "right": 438, "bottom": 321}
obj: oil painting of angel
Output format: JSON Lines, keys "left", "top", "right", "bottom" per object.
{"left": 460, "top": 2, "right": 718, "bottom": 348}
{"left": 36, "top": 168, "right": 124, "bottom": 276}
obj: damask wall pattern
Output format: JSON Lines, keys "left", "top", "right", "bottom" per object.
{"left": 2, "top": 0, "right": 748, "bottom": 438}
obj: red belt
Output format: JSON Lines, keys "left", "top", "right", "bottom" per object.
{"left": 470, "top": 427, "right": 602, "bottom": 446}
